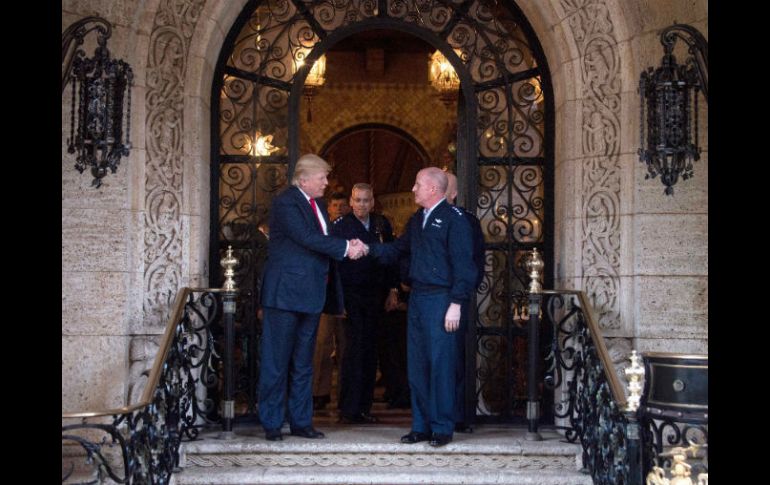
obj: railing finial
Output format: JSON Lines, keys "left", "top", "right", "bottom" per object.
{"left": 525, "top": 248, "right": 544, "bottom": 294}
{"left": 625, "top": 350, "right": 645, "bottom": 412}
{"left": 220, "top": 245, "right": 239, "bottom": 291}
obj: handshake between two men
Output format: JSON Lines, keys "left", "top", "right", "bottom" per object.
{"left": 346, "top": 238, "right": 370, "bottom": 260}
{"left": 343, "top": 237, "right": 460, "bottom": 332}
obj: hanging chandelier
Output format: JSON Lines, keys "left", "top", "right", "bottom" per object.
{"left": 638, "top": 24, "right": 707, "bottom": 196}
{"left": 63, "top": 17, "right": 133, "bottom": 189}
{"left": 300, "top": 54, "right": 327, "bottom": 123}
{"left": 429, "top": 50, "right": 460, "bottom": 107}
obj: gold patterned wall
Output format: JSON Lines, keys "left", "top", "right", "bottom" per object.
{"left": 299, "top": 81, "right": 455, "bottom": 169}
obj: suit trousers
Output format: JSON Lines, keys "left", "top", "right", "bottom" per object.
{"left": 258, "top": 306, "right": 320, "bottom": 431}
{"left": 407, "top": 290, "right": 457, "bottom": 437}
{"left": 339, "top": 291, "right": 381, "bottom": 416}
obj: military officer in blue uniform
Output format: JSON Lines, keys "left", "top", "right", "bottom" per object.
{"left": 446, "top": 172, "right": 486, "bottom": 433}
{"left": 365, "top": 167, "right": 477, "bottom": 447}
{"left": 330, "top": 183, "right": 398, "bottom": 423}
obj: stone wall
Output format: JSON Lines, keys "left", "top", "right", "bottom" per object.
{"left": 518, "top": 0, "right": 708, "bottom": 357}
{"left": 62, "top": 0, "right": 235, "bottom": 413}
{"left": 62, "top": 0, "right": 155, "bottom": 413}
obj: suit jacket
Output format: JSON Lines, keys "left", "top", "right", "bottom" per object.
{"left": 260, "top": 186, "right": 347, "bottom": 314}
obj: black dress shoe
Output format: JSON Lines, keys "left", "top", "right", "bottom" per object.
{"left": 338, "top": 413, "right": 363, "bottom": 424}
{"left": 359, "top": 412, "right": 379, "bottom": 423}
{"left": 339, "top": 412, "right": 379, "bottom": 424}
{"left": 313, "top": 395, "right": 330, "bottom": 410}
{"left": 454, "top": 423, "right": 474, "bottom": 433}
{"left": 265, "top": 429, "right": 283, "bottom": 441}
{"left": 290, "top": 427, "right": 325, "bottom": 439}
{"left": 400, "top": 431, "right": 431, "bottom": 444}
{"left": 429, "top": 433, "right": 452, "bottom": 447}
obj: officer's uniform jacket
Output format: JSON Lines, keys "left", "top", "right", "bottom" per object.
{"left": 456, "top": 206, "right": 485, "bottom": 289}
{"left": 370, "top": 199, "right": 477, "bottom": 305}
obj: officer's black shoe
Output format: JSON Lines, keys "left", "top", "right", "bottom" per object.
{"left": 338, "top": 413, "right": 364, "bottom": 424}
{"left": 428, "top": 433, "right": 452, "bottom": 447}
{"left": 290, "top": 427, "right": 325, "bottom": 439}
{"left": 359, "top": 412, "right": 379, "bottom": 423}
{"left": 400, "top": 431, "right": 431, "bottom": 444}
{"left": 264, "top": 429, "right": 283, "bottom": 441}
{"left": 313, "top": 395, "right": 330, "bottom": 410}
{"left": 339, "top": 412, "right": 379, "bottom": 424}
{"left": 454, "top": 423, "right": 474, "bottom": 433}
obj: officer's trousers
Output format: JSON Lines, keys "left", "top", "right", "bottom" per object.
{"left": 339, "top": 291, "right": 381, "bottom": 416}
{"left": 407, "top": 289, "right": 457, "bottom": 436}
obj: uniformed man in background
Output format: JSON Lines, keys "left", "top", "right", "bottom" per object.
{"left": 365, "top": 167, "right": 476, "bottom": 447}
{"left": 331, "top": 183, "right": 398, "bottom": 424}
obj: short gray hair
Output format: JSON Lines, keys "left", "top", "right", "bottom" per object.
{"left": 292, "top": 154, "right": 331, "bottom": 186}
{"left": 352, "top": 183, "right": 373, "bottom": 195}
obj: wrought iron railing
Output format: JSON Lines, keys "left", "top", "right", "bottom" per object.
{"left": 61, "top": 288, "right": 225, "bottom": 484}
{"left": 532, "top": 289, "right": 637, "bottom": 485}
{"left": 528, "top": 289, "right": 707, "bottom": 484}
{"left": 523, "top": 249, "right": 707, "bottom": 484}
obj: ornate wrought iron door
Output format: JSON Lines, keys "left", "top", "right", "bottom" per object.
{"left": 210, "top": 0, "right": 553, "bottom": 423}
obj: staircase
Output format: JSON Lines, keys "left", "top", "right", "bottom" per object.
{"left": 174, "top": 423, "right": 591, "bottom": 485}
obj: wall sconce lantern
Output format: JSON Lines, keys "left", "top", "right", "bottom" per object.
{"left": 429, "top": 50, "right": 461, "bottom": 108}
{"left": 299, "top": 54, "right": 326, "bottom": 123}
{"left": 638, "top": 24, "right": 708, "bottom": 196}
{"left": 62, "top": 17, "right": 133, "bottom": 188}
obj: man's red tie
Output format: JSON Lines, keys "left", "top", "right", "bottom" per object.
{"left": 309, "top": 198, "right": 325, "bottom": 234}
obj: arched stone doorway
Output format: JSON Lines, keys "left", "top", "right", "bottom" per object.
{"left": 210, "top": 0, "right": 554, "bottom": 423}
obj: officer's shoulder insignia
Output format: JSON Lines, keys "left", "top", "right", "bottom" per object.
{"left": 451, "top": 206, "right": 464, "bottom": 217}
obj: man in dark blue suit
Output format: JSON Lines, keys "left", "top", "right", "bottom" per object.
{"left": 364, "top": 167, "right": 477, "bottom": 448}
{"left": 258, "top": 154, "right": 367, "bottom": 442}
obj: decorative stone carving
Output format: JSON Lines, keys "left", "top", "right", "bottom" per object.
{"left": 605, "top": 336, "right": 633, "bottom": 391}
{"left": 127, "top": 336, "right": 161, "bottom": 404}
{"left": 143, "top": 0, "right": 206, "bottom": 326}
{"left": 561, "top": 0, "right": 622, "bottom": 330}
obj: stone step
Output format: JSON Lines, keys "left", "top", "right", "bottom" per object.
{"left": 175, "top": 425, "right": 591, "bottom": 485}
{"left": 173, "top": 465, "right": 592, "bottom": 484}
